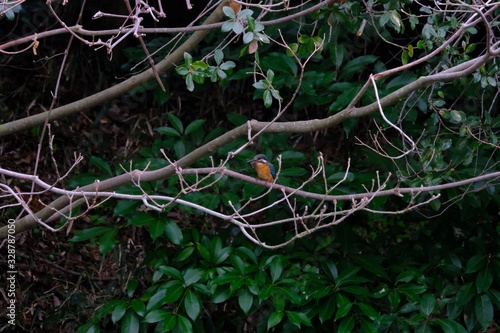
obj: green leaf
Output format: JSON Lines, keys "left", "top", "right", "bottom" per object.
{"left": 146, "top": 288, "right": 166, "bottom": 311}
{"left": 353, "top": 255, "right": 389, "bottom": 279}
{"left": 319, "top": 297, "right": 336, "bottom": 323}
{"left": 232, "top": 22, "right": 244, "bottom": 34}
{"left": 434, "top": 318, "right": 468, "bottom": 333}
{"left": 89, "top": 156, "right": 113, "bottom": 176}
{"left": 127, "top": 300, "right": 143, "bottom": 319}
{"left": 185, "top": 119, "right": 206, "bottom": 135}
{"left": 185, "top": 73, "right": 194, "bottom": 91}
{"left": 338, "top": 315, "right": 355, "bottom": 333}
{"left": 176, "top": 314, "right": 193, "bottom": 333}
{"left": 360, "top": 317, "right": 378, "bottom": 333}
{"left": 148, "top": 218, "right": 164, "bottom": 241}
{"left": 212, "top": 286, "right": 231, "bottom": 303}
{"left": 280, "top": 167, "right": 307, "bottom": 177}
{"left": 222, "top": 5, "right": 236, "bottom": 18}
{"left": 465, "top": 255, "right": 487, "bottom": 273}
{"left": 184, "top": 289, "right": 201, "bottom": 320}
{"left": 156, "top": 126, "right": 181, "bottom": 137}
{"left": 98, "top": 227, "right": 118, "bottom": 255}
{"left": 243, "top": 31, "right": 254, "bottom": 44}
{"left": 227, "top": 113, "right": 248, "bottom": 126}
{"left": 220, "top": 61, "right": 235, "bottom": 70}
{"left": 183, "top": 52, "right": 193, "bottom": 65}
{"left": 143, "top": 309, "right": 172, "bottom": 323}
{"left": 77, "top": 323, "right": 99, "bottom": 333}
{"left": 164, "top": 219, "right": 183, "bottom": 245}
{"left": 214, "top": 49, "right": 224, "bottom": 65}
{"left": 221, "top": 21, "right": 234, "bottom": 33}
{"left": 111, "top": 301, "right": 128, "bottom": 323}
{"left": 70, "top": 226, "right": 110, "bottom": 242}
{"left": 269, "top": 256, "right": 283, "bottom": 282}
{"left": 335, "top": 266, "right": 361, "bottom": 287}
{"left": 420, "top": 294, "right": 436, "bottom": 316}
{"left": 267, "top": 311, "right": 284, "bottom": 330}
{"left": 177, "top": 246, "right": 195, "bottom": 262}
{"left": 489, "top": 288, "right": 500, "bottom": 307}
{"left": 476, "top": 294, "right": 493, "bottom": 329}
{"left": 339, "top": 55, "right": 378, "bottom": 81}
{"left": 287, "top": 311, "right": 312, "bottom": 328}
{"left": 183, "top": 268, "right": 203, "bottom": 285}
{"left": 263, "top": 89, "right": 273, "bottom": 108}
{"left": 238, "top": 288, "right": 253, "bottom": 314}
{"left": 114, "top": 200, "right": 141, "bottom": 216}
{"left": 221, "top": 192, "right": 240, "bottom": 209}
{"left": 164, "top": 280, "right": 185, "bottom": 303}
{"left": 173, "top": 140, "right": 186, "bottom": 159}
{"left": 158, "top": 266, "right": 183, "bottom": 280}
{"left": 128, "top": 212, "right": 157, "bottom": 227}
{"left": 456, "top": 282, "right": 475, "bottom": 307}
{"left": 322, "top": 261, "right": 338, "bottom": 281}
{"left": 476, "top": 267, "right": 493, "bottom": 293}
{"left": 357, "top": 302, "right": 381, "bottom": 322}
{"left": 335, "top": 294, "right": 352, "bottom": 320}
{"left": 277, "top": 286, "right": 302, "bottom": 304}
{"left": 121, "top": 310, "right": 139, "bottom": 333}
{"left": 127, "top": 280, "right": 139, "bottom": 298}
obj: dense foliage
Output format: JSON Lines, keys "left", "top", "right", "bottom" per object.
{"left": 0, "top": 0, "right": 499, "bottom": 332}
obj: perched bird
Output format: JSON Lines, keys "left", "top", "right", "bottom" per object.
{"left": 247, "top": 154, "right": 276, "bottom": 182}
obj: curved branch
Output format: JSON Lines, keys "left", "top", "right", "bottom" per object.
{"left": 0, "top": 49, "right": 496, "bottom": 238}
{"left": 0, "top": 1, "right": 227, "bottom": 137}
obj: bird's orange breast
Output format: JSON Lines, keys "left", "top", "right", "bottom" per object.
{"left": 255, "top": 163, "right": 274, "bottom": 182}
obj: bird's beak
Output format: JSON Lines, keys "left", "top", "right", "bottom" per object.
{"left": 246, "top": 159, "right": 254, "bottom": 165}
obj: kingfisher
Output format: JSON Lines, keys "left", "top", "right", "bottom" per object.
{"left": 247, "top": 154, "right": 276, "bottom": 182}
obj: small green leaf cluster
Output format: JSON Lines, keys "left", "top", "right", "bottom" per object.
{"left": 252, "top": 69, "right": 282, "bottom": 108}
{"left": 221, "top": 7, "right": 254, "bottom": 36}
{"left": 0, "top": 1, "right": 22, "bottom": 21}
{"left": 155, "top": 113, "right": 206, "bottom": 159}
{"left": 176, "top": 51, "right": 235, "bottom": 92}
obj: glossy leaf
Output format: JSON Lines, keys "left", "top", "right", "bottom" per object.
{"left": 318, "top": 297, "right": 336, "bottom": 323}
{"left": 357, "top": 302, "right": 381, "bottom": 322}
{"left": 287, "top": 311, "right": 312, "bottom": 328}
{"left": 164, "top": 220, "right": 183, "bottom": 245}
{"left": 121, "top": 310, "right": 139, "bottom": 333}
{"left": 143, "top": 309, "right": 172, "bottom": 323}
{"left": 420, "top": 294, "right": 436, "bottom": 316}
{"left": 111, "top": 301, "right": 128, "bottom": 324}
{"left": 238, "top": 288, "right": 253, "bottom": 315}
{"left": 475, "top": 294, "right": 493, "bottom": 329}
{"left": 338, "top": 315, "right": 355, "bottom": 333}
{"left": 335, "top": 294, "right": 352, "bottom": 320}
{"left": 268, "top": 311, "right": 284, "bottom": 330}
{"left": 465, "top": 255, "right": 487, "bottom": 273}
{"left": 476, "top": 267, "right": 493, "bottom": 293}
{"left": 184, "top": 289, "right": 201, "bottom": 320}
{"left": 176, "top": 314, "right": 193, "bottom": 333}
